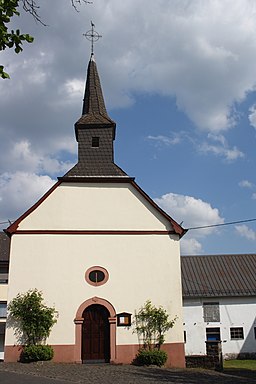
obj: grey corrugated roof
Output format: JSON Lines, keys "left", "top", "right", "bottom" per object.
{"left": 0, "top": 232, "right": 10, "bottom": 261}
{"left": 181, "top": 254, "right": 256, "bottom": 297}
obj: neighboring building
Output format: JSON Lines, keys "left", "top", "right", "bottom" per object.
{"left": 182, "top": 254, "right": 256, "bottom": 359}
{"left": 0, "top": 232, "right": 10, "bottom": 360}
{"left": 4, "top": 54, "right": 186, "bottom": 367}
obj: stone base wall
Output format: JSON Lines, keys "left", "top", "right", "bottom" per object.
{"left": 185, "top": 355, "right": 223, "bottom": 371}
{"left": 5, "top": 342, "right": 185, "bottom": 368}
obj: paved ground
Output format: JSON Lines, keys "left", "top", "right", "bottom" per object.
{"left": 0, "top": 362, "right": 255, "bottom": 384}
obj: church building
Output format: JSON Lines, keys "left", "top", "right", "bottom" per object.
{"left": 4, "top": 49, "right": 186, "bottom": 367}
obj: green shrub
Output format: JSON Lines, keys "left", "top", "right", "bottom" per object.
{"left": 8, "top": 289, "right": 57, "bottom": 346}
{"left": 134, "top": 348, "right": 168, "bottom": 367}
{"left": 20, "top": 344, "right": 54, "bottom": 363}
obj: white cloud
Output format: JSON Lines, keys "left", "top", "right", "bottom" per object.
{"left": 2, "top": 0, "right": 256, "bottom": 134}
{"left": 235, "top": 224, "right": 256, "bottom": 241}
{"left": 199, "top": 141, "right": 244, "bottom": 161}
{"left": 248, "top": 104, "right": 256, "bottom": 129}
{"left": 0, "top": 172, "right": 55, "bottom": 228}
{"left": 252, "top": 193, "right": 256, "bottom": 200}
{"left": 155, "top": 192, "right": 224, "bottom": 254}
{"left": 1, "top": 1, "right": 255, "bottom": 165}
{"left": 155, "top": 192, "right": 224, "bottom": 233}
{"left": 147, "top": 134, "right": 181, "bottom": 146}
{"left": 56, "top": 78, "right": 85, "bottom": 107}
{"left": 198, "top": 133, "right": 244, "bottom": 161}
{"left": 239, "top": 180, "right": 253, "bottom": 188}
{"left": 0, "top": 140, "right": 74, "bottom": 176}
{"left": 207, "top": 134, "right": 226, "bottom": 146}
{"left": 180, "top": 238, "right": 203, "bottom": 255}
{"left": 94, "top": 0, "right": 256, "bottom": 132}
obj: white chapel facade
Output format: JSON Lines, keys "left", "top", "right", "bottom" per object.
{"left": 4, "top": 53, "right": 186, "bottom": 367}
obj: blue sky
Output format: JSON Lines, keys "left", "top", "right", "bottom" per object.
{"left": 1, "top": 0, "right": 256, "bottom": 255}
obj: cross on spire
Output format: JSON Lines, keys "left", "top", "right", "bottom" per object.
{"left": 83, "top": 21, "right": 102, "bottom": 57}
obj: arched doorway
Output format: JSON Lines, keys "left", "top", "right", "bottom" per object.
{"left": 74, "top": 297, "right": 116, "bottom": 364}
{"left": 82, "top": 304, "right": 110, "bottom": 363}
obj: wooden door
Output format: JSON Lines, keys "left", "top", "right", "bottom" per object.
{"left": 82, "top": 305, "right": 110, "bottom": 362}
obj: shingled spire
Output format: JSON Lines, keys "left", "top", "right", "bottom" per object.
{"left": 75, "top": 55, "right": 116, "bottom": 137}
{"left": 63, "top": 54, "right": 127, "bottom": 178}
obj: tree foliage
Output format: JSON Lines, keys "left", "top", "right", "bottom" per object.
{"left": 134, "top": 300, "right": 177, "bottom": 351}
{"left": 0, "top": 0, "right": 91, "bottom": 79}
{"left": 8, "top": 288, "right": 58, "bottom": 346}
{"left": 0, "top": 0, "right": 34, "bottom": 79}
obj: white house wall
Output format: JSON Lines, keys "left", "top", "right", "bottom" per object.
{"left": 0, "top": 284, "right": 8, "bottom": 302}
{"left": 6, "top": 233, "right": 183, "bottom": 347}
{"left": 183, "top": 297, "right": 256, "bottom": 358}
{"left": 17, "top": 183, "right": 173, "bottom": 231}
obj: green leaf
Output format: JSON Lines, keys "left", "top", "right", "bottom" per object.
{"left": 25, "top": 34, "right": 34, "bottom": 43}
{"left": 0, "top": 65, "right": 10, "bottom": 79}
{"left": 0, "top": 0, "right": 34, "bottom": 77}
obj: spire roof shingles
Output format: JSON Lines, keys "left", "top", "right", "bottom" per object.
{"left": 75, "top": 55, "right": 116, "bottom": 134}
{"left": 63, "top": 55, "right": 128, "bottom": 179}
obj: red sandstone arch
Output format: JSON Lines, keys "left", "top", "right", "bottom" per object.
{"left": 74, "top": 297, "right": 116, "bottom": 363}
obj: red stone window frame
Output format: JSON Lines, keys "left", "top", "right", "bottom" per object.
{"left": 85, "top": 266, "right": 109, "bottom": 287}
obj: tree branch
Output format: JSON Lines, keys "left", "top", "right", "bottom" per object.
{"left": 21, "top": 0, "right": 47, "bottom": 26}
{"left": 71, "top": 0, "right": 93, "bottom": 12}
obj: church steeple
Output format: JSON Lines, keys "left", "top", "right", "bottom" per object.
{"left": 74, "top": 55, "right": 116, "bottom": 140}
{"left": 82, "top": 55, "right": 107, "bottom": 117}
{"left": 63, "top": 53, "right": 127, "bottom": 179}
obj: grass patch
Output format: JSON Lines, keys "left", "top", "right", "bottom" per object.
{"left": 224, "top": 359, "right": 256, "bottom": 371}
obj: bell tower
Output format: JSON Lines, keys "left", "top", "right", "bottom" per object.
{"left": 63, "top": 24, "right": 127, "bottom": 179}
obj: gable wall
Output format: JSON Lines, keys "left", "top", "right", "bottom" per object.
{"left": 6, "top": 232, "right": 183, "bottom": 347}
{"left": 17, "top": 183, "right": 173, "bottom": 231}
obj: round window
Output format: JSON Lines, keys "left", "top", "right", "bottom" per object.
{"left": 85, "top": 266, "right": 109, "bottom": 286}
{"left": 89, "top": 270, "right": 105, "bottom": 283}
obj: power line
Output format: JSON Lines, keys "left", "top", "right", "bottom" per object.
{"left": 186, "top": 218, "right": 256, "bottom": 231}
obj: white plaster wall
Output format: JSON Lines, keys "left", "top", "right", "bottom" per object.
{"left": 6, "top": 233, "right": 183, "bottom": 347}
{"left": 183, "top": 297, "right": 256, "bottom": 357}
{"left": 0, "top": 284, "right": 8, "bottom": 301}
{"left": 18, "top": 183, "right": 173, "bottom": 231}
{"left": 220, "top": 297, "right": 256, "bottom": 357}
{"left": 183, "top": 300, "right": 206, "bottom": 355}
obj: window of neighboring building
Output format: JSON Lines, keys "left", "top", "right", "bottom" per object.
{"left": 184, "top": 330, "right": 187, "bottom": 343}
{"left": 0, "top": 264, "right": 8, "bottom": 284}
{"left": 203, "top": 302, "right": 220, "bottom": 322}
{"left": 92, "top": 137, "right": 100, "bottom": 147}
{"left": 230, "top": 327, "right": 244, "bottom": 340}
{"left": 206, "top": 327, "right": 221, "bottom": 341}
{"left": 85, "top": 266, "right": 109, "bottom": 287}
{"left": 0, "top": 302, "right": 7, "bottom": 318}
